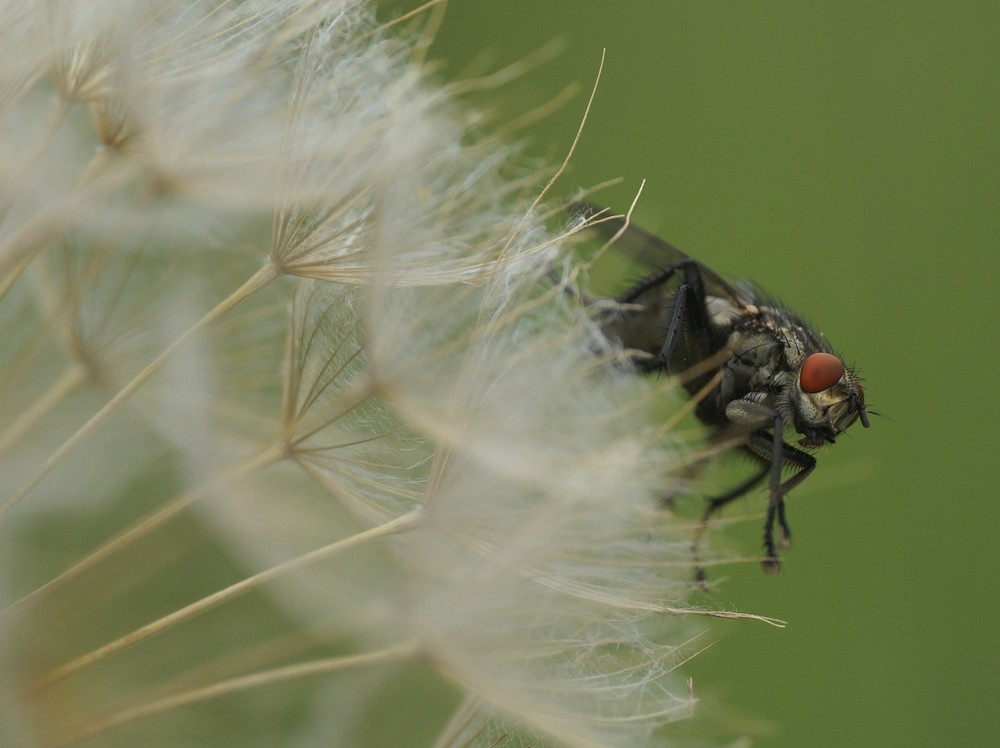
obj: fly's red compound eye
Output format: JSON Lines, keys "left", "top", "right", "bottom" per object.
{"left": 799, "top": 352, "right": 845, "bottom": 393}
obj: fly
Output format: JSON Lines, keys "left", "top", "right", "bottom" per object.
{"left": 577, "top": 203, "right": 870, "bottom": 579}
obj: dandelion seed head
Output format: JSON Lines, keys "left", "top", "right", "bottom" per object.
{"left": 0, "top": 2, "right": 752, "bottom": 746}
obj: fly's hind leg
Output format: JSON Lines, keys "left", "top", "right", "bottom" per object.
{"left": 617, "top": 259, "right": 710, "bottom": 375}
{"left": 691, "top": 463, "right": 769, "bottom": 587}
{"left": 698, "top": 397, "right": 820, "bottom": 577}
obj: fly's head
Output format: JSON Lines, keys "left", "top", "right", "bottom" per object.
{"left": 791, "top": 352, "right": 869, "bottom": 448}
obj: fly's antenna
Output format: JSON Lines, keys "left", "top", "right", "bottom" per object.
{"left": 856, "top": 397, "right": 871, "bottom": 428}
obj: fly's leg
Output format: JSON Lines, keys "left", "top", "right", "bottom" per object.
{"left": 762, "top": 411, "right": 786, "bottom": 573}
{"left": 691, "top": 464, "right": 769, "bottom": 586}
{"left": 723, "top": 398, "right": 817, "bottom": 574}
{"left": 654, "top": 283, "right": 688, "bottom": 373}
{"left": 761, "top": 500, "right": 782, "bottom": 573}
{"left": 777, "top": 498, "right": 792, "bottom": 549}
{"left": 617, "top": 259, "right": 708, "bottom": 374}
{"left": 747, "top": 429, "right": 816, "bottom": 573}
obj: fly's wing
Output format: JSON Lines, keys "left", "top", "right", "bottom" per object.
{"left": 574, "top": 202, "right": 752, "bottom": 366}
{"left": 572, "top": 202, "right": 748, "bottom": 304}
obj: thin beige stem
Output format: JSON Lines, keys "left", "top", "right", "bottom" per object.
{"left": 431, "top": 694, "right": 487, "bottom": 748}
{"left": 493, "top": 82, "right": 580, "bottom": 140}
{"left": 0, "top": 263, "right": 278, "bottom": 522}
{"left": 52, "top": 640, "right": 420, "bottom": 747}
{"left": 409, "top": 0, "right": 448, "bottom": 68}
{"left": 0, "top": 251, "right": 34, "bottom": 302}
{"left": 31, "top": 508, "right": 424, "bottom": 691}
{"left": 520, "top": 48, "right": 604, "bottom": 221}
{"left": 0, "top": 98, "right": 94, "bottom": 277}
{"left": 651, "top": 369, "right": 727, "bottom": 443}
{"left": 529, "top": 571, "right": 786, "bottom": 627}
{"left": 0, "top": 365, "right": 87, "bottom": 457}
{"left": 1, "top": 444, "right": 284, "bottom": 620}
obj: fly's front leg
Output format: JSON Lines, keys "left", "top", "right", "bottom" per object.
{"left": 725, "top": 396, "right": 810, "bottom": 573}
{"left": 740, "top": 427, "right": 817, "bottom": 573}
{"left": 767, "top": 437, "right": 816, "bottom": 543}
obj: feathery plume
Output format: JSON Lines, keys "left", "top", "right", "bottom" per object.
{"left": 0, "top": 2, "right": 775, "bottom": 747}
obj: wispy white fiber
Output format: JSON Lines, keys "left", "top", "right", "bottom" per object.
{"left": 0, "top": 2, "right": 771, "bottom": 747}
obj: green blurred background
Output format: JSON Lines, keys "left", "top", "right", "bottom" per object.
{"left": 385, "top": 1, "right": 1000, "bottom": 746}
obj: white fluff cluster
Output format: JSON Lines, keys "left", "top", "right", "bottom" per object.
{"left": 0, "top": 2, "right": 773, "bottom": 747}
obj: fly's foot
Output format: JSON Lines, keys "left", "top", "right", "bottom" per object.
{"left": 777, "top": 503, "right": 793, "bottom": 549}
{"left": 778, "top": 527, "right": 792, "bottom": 549}
{"left": 690, "top": 539, "right": 710, "bottom": 589}
{"left": 762, "top": 525, "right": 782, "bottom": 574}
{"left": 761, "top": 556, "right": 781, "bottom": 574}
{"left": 762, "top": 495, "right": 790, "bottom": 565}
{"left": 693, "top": 565, "right": 710, "bottom": 591}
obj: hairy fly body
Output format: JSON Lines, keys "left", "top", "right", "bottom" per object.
{"left": 579, "top": 205, "right": 870, "bottom": 577}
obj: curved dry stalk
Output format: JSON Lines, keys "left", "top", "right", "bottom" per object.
{"left": 0, "top": 244, "right": 128, "bottom": 426}
{"left": 51, "top": 640, "right": 420, "bottom": 747}
{"left": 0, "top": 252, "right": 34, "bottom": 302}
{"left": 0, "top": 365, "right": 87, "bottom": 458}
{"left": 28, "top": 508, "right": 424, "bottom": 693}
{"left": 446, "top": 38, "right": 566, "bottom": 97}
{"left": 1, "top": 443, "right": 284, "bottom": 620}
{"left": 406, "top": 0, "right": 448, "bottom": 68}
{"left": 493, "top": 82, "right": 580, "bottom": 140}
{"left": 491, "top": 559, "right": 785, "bottom": 628}
{"left": 518, "top": 48, "right": 604, "bottom": 229}
{"left": 0, "top": 96, "right": 75, "bottom": 228}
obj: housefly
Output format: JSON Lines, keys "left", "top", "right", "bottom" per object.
{"left": 577, "top": 204, "right": 870, "bottom": 577}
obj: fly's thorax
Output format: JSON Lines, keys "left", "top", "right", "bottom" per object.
{"left": 723, "top": 319, "right": 790, "bottom": 393}
{"left": 706, "top": 294, "right": 751, "bottom": 328}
